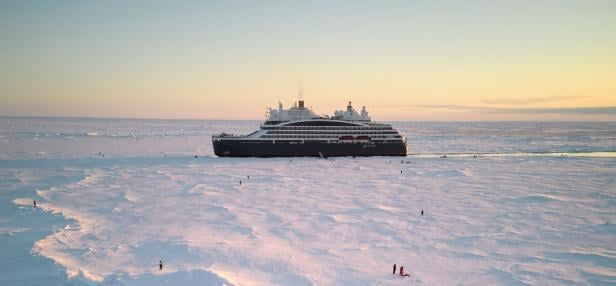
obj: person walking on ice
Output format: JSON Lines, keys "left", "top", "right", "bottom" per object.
{"left": 159, "top": 260, "right": 163, "bottom": 271}
{"left": 392, "top": 264, "right": 397, "bottom": 274}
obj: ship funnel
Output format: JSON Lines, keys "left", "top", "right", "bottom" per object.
{"left": 299, "top": 100, "right": 305, "bottom": 108}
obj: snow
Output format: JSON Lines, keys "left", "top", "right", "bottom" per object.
{"left": 1, "top": 118, "right": 615, "bottom": 285}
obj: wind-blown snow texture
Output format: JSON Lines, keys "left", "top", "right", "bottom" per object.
{"left": 1, "top": 118, "right": 615, "bottom": 285}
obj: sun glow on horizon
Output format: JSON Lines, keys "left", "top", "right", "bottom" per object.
{"left": 1, "top": 1, "right": 615, "bottom": 121}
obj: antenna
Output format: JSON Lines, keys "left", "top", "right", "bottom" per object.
{"left": 297, "top": 76, "right": 305, "bottom": 100}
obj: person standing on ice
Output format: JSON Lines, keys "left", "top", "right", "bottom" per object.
{"left": 392, "top": 264, "right": 397, "bottom": 274}
{"left": 33, "top": 200, "right": 36, "bottom": 207}
{"left": 159, "top": 260, "right": 163, "bottom": 271}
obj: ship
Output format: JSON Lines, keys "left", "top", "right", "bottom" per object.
{"left": 212, "top": 100, "right": 407, "bottom": 157}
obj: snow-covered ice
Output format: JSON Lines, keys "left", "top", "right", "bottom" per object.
{"left": 1, "top": 118, "right": 615, "bottom": 285}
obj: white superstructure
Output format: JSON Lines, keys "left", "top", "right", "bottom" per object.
{"left": 267, "top": 101, "right": 319, "bottom": 122}
{"left": 214, "top": 100, "right": 403, "bottom": 143}
{"left": 333, "top": 102, "right": 371, "bottom": 122}
{"left": 267, "top": 101, "right": 370, "bottom": 123}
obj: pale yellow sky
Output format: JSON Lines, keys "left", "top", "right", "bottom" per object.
{"left": 1, "top": 1, "right": 615, "bottom": 121}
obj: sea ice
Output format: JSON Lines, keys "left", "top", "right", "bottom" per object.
{"left": 1, "top": 119, "right": 615, "bottom": 285}
{"left": 5, "top": 156, "right": 614, "bottom": 285}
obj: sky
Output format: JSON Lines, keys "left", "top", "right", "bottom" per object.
{"left": 1, "top": 0, "right": 615, "bottom": 121}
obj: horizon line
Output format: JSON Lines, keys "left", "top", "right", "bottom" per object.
{"left": 1, "top": 115, "right": 614, "bottom": 123}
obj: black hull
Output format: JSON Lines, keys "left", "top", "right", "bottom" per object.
{"left": 213, "top": 140, "right": 407, "bottom": 157}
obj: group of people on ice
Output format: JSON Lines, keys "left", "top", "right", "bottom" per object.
{"left": 392, "top": 264, "right": 411, "bottom": 277}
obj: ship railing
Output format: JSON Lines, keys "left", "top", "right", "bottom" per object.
{"left": 212, "top": 133, "right": 245, "bottom": 138}
{"left": 260, "top": 125, "right": 392, "bottom": 130}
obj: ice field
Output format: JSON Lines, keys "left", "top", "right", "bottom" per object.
{"left": 1, "top": 118, "right": 615, "bottom": 285}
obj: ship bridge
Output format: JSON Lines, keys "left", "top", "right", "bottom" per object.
{"left": 266, "top": 100, "right": 371, "bottom": 124}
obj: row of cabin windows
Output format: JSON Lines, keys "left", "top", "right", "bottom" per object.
{"left": 266, "top": 130, "right": 399, "bottom": 135}
{"left": 261, "top": 126, "right": 392, "bottom": 130}
{"left": 262, "top": 135, "right": 337, "bottom": 139}
{"left": 261, "top": 135, "right": 400, "bottom": 139}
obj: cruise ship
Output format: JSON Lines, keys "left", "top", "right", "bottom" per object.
{"left": 212, "top": 101, "right": 407, "bottom": 157}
